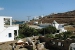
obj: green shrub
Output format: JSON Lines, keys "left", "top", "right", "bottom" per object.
{"left": 45, "top": 34, "right": 54, "bottom": 38}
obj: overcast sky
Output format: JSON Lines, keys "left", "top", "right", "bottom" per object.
{"left": 0, "top": 0, "right": 75, "bottom": 21}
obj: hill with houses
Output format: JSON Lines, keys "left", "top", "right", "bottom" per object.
{"left": 29, "top": 10, "right": 75, "bottom": 25}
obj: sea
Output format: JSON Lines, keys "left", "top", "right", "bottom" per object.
{"left": 12, "top": 21, "right": 25, "bottom": 24}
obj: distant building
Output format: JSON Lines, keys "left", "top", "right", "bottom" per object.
{"left": 38, "top": 20, "right": 67, "bottom": 33}
{"left": 34, "top": 21, "right": 38, "bottom": 25}
{"left": 52, "top": 20, "right": 67, "bottom": 33}
{"left": 33, "top": 17, "right": 39, "bottom": 20}
{"left": 38, "top": 23, "right": 51, "bottom": 27}
{"left": 33, "top": 15, "right": 44, "bottom": 20}
{"left": 29, "top": 20, "right": 67, "bottom": 33}
{"left": 0, "top": 16, "right": 19, "bottom": 42}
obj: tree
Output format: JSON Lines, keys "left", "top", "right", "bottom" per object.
{"left": 62, "top": 31, "right": 72, "bottom": 39}
{"left": 45, "top": 25, "right": 57, "bottom": 34}
{"left": 55, "top": 33, "right": 63, "bottom": 39}
{"left": 45, "top": 34, "right": 54, "bottom": 38}
{"left": 19, "top": 24, "right": 38, "bottom": 38}
{"left": 55, "top": 31, "right": 72, "bottom": 40}
{"left": 39, "top": 25, "right": 57, "bottom": 35}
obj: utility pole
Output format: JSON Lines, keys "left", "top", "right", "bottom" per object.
{"left": 27, "top": 16, "right": 31, "bottom": 22}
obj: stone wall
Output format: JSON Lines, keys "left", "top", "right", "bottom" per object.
{"left": 39, "top": 36, "right": 75, "bottom": 50}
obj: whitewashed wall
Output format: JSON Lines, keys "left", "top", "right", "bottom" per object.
{"left": 0, "top": 16, "right": 19, "bottom": 42}
{"left": 0, "top": 26, "right": 19, "bottom": 42}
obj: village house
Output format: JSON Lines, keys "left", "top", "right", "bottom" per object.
{"left": 0, "top": 16, "right": 19, "bottom": 42}
{"left": 52, "top": 20, "right": 67, "bottom": 33}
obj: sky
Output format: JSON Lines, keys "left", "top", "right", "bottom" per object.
{"left": 0, "top": 0, "right": 75, "bottom": 21}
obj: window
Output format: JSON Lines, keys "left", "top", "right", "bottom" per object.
{"left": 53, "top": 42, "right": 55, "bottom": 45}
{"left": 62, "top": 25, "right": 64, "bottom": 27}
{"left": 62, "top": 44, "right": 64, "bottom": 46}
{"left": 57, "top": 30, "right": 59, "bottom": 33}
{"left": 14, "top": 30, "right": 17, "bottom": 36}
{"left": 58, "top": 42, "right": 61, "bottom": 46}
{"left": 9, "top": 33, "right": 12, "bottom": 37}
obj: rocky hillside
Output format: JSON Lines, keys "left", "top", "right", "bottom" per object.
{"left": 29, "top": 10, "right": 75, "bottom": 24}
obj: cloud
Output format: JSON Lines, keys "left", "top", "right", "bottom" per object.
{"left": 0, "top": 7, "right": 4, "bottom": 10}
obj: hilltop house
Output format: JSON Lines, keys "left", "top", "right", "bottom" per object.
{"left": 0, "top": 16, "right": 19, "bottom": 42}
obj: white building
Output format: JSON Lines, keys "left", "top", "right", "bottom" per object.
{"left": 0, "top": 16, "right": 19, "bottom": 42}
{"left": 52, "top": 20, "right": 67, "bottom": 33}
{"left": 69, "top": 43, "right": 75, "bottom": 50}
{"left": 34, "top": 21, "right": 38, "bottom": 25}
{"left": 30, "top": 20, "right": 67, "bottom": 33}
{"left": 29, "top": 20, "right": 67, "bottom": 34}
{"left": 39, "top": 20, "right": 67, "bottom": 33}
{"left": 33, "top": 17, "right": 39, "bottom": 20}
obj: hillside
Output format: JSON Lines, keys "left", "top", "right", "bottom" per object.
{"left": 29, "top": 10, "right": 75, "bottom": 24}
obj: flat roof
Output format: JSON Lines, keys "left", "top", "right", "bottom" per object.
{"left": 0, "top": 16, "right": 12, "bottom": 18}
